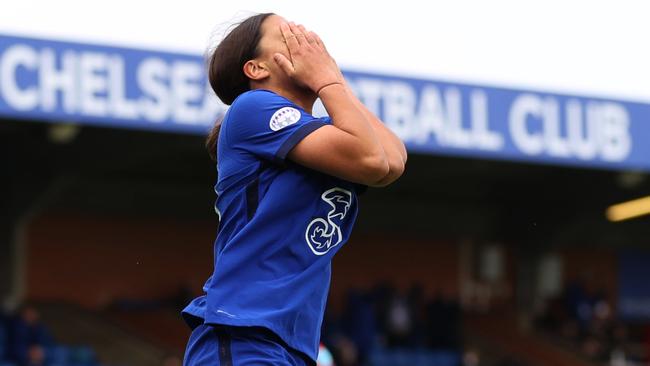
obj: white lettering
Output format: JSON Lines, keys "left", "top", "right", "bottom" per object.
{"left": 79, "top": 52, "right": 108, "bottom": 116}
{"left": 470, "top": 90, "right": 503, "bottom": 151}
{"left": 509, "top": 94, "right": 544, "bottom": 155}
{"left": 0, "top": 45, "right": 38, "bottom": 110}
{"left": 444, "top": 88, "right": 472, "bottom": 148}
{"left": 108, "top": 55, "right": 138, "bottom": 119}
{"left": 199, "top": 83, "right": 224, "bottom": 124}
{"left": 39, "top": 49, "right": 77, "bottom": 113}
{"left": 597, "top": 102, "right": 631, "bottom": 162}
{"left": 509, "top": 94, "right": 632, "bottom": 161}
{"left": 138, "top": 57, "right": 170, "bottom": 122}
{"left": 566, "top": 99, "right": 597, "bottom": 160}
{"left": 543, "top": 98, "right": 571, "bottom": 157}
{"left": 382, "top": 81, "right": 416, "bottom": 140}
{"left": 416, "top": 86, "right": 446, "bottom": 144}
{"left": 171, "top": 61, "right": 202, "bottom": 124}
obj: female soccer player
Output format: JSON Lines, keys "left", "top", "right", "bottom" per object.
{"left": 182, "top": 13, "right": 407, "bottom": 365}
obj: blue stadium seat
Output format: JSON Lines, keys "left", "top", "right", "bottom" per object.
{"left": 45, "top": 345, "right": 71, "bottom": 364}
{"left": 69, "top": 345, "right": 97, "bottom": 365}
{"left": 0, "top": 324, "right": 6, "bottom": 359}
{"left": 428, "top": 350, "right": 461, "bottom": 366}
{"left": 369, "top": 348, "right": 461, "bottom": 366}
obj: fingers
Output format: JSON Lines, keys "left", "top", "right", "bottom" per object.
{"left": 297, "top": 24, "right": 318, "bottom": 46}
{"left": 310, "top": 31, "right": 326, "bottom": 51}
{"left": 288, "top": 22, "right": 307, "bottom": 45}
{"left": 273, "top": 53, "right": 295, "bottom": 75}
{"left": 280, "top": 22, "right": 300, "bottom": 53}
{"left": 282, "top": 21, "right": 324, "bottom": 52}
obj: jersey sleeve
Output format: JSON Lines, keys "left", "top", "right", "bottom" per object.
{"left": 225, "top": 90, "right": 331, "bottom": 165}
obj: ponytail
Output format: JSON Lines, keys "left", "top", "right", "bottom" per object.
{"left": 206, "top": 118, "right": 222, "bottom": 162}
{"left": 205, "top": 12, "right": 273, "bottom": 162}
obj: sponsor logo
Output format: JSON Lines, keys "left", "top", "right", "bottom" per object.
{"left": 305, "top": 187, "right": 352, "bottom": 255}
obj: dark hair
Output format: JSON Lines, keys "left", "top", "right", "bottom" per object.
{"left": 205, "top": 13, "right": 274, "bottom": 161}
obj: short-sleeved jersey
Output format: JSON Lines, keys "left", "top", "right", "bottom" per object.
{"left": 182, "top": 89, "right": 360, "bottom": 362}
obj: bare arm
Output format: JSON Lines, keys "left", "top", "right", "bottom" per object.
{"left": 303, "top": 26, "right": 406, "bottom": 186}
{"left": 289, "top": 83, "right": 390, "bottom": 184}
{"left": 274, "top": 22, "right": 395, "bottom": 186}
{"left": 342, "top": 83, "right": 407, "bottom": 186}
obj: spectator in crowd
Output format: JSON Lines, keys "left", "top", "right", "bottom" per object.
{"left": 1, "top": 305, "right": 104, "bottom": 366}
{"left": 24, "top": 345, "right": 46, "bottom": 366}
{"left": 538, "top": 281, "right": 649, "bottom": 365}
{"left": 5, "top": 305, "right": 53, "bottom": 364}
{"left": 340, "top": 290, "right": 376, "bottom": 364}
{"left": 462, "top": 348, "right": 480, "bottom": 366}
{"left": 322, "top": 283, "right": 467, "bottom": 366}
{"left": 384, "top": 289, "right": 413, "bottom": 348}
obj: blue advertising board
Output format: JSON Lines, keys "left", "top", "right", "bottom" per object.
{"left": 1, "top": 34, "right": 649, "bottom": 171}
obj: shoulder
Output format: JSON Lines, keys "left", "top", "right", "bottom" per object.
{"left": 226, "top": 89, "right": 315, "bottom": 134}
{"left": 230, "top": 89, "right": 297, "bottom": 114}
{"left": 222, "top": 90, "right": 278, "bottom": 139}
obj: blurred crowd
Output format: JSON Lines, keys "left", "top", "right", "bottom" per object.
{"left": 14, "top": 284, "right": 642, "bottom": 366}
{"left": 321, "top": 283, "right": 463, "bottom": 366}
{"left": 0, "top": 305, "right": 96, "bottom": 366}
{"left": 537, "top": 281, "right": 650, "bottom": 365}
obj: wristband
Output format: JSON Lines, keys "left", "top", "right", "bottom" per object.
{"left": 316, "top": 82, "right": 343, "bottom": 96}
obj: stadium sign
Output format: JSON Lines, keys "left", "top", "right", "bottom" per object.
{"left": 1, "top": 34, "right": 649, "bottom": 171}
{"left": 0, "top": 34, "right": 222, "bottom": 134}
{"left": 343, "top": 72, "right": 649, "bottom": 171}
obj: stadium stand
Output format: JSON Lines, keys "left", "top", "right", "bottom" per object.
{"left": 320, "top": 284, "right": 463, "bottom": 365}
{"left": 1, "top": 271, "right": 633, "bottom": 366}
{"left": 36, "top": 303, "right": 169, "bottom": 366}
{"left": 0, "top": 305, "right": 98, "bottom": 366}
{"left": 103, "top": 283, "right": 468, "bottom": 365}
{"left": 537, "top": 281, "right": 650, "bottom": 365}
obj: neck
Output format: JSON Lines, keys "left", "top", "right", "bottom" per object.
{"left": 252, "top": 84, "right": 317, "bottom": 114}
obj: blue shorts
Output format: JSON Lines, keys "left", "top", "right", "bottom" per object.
{"left": 183, "top": 324, "right": 314, "bottom": 366}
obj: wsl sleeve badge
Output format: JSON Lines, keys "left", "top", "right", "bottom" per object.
{"left": 269, "top": 107, "right": 301, "bottom": 131}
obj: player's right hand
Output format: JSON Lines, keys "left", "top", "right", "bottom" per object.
{"left": 273, "top": 22, "right": 344, "bottom": 94}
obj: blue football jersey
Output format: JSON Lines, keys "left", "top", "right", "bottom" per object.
{"left": 182, "top": 89, "right": 360, "bottom": 361}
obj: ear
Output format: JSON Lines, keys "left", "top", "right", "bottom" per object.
{"left": 243, "top": 59, "right": 270, "bottom": 81}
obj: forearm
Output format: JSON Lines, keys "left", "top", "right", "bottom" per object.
{"left": 342, "top": 83, "right": 407, "bottom": 164}
{"left": 275, "top": 22, "right": 397, "bottom": 186}
{"left": 339, "top": 83, "right": 406, "bottom": 188}
{"left": 344, "top": 104, "right": 405, "bottom": 187}
{"left": 318, "top": 83, "right": 387, "bottom": 162}
{"left": 324, "top": 82, "right": 406, "bottom": 187}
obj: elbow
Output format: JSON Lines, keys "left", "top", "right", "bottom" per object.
{"left": 369, "top": 154, "right": 406, "bottom": 187}
{"left": 390, "top": 157, "right": 406, "bottom": 178}
{"left": 360, "top": 152, "right": 390, "bottom": 184}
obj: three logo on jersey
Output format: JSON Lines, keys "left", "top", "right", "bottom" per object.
{"left": 268, "top": 108, "right": 352, "bottom": 256}
{"left": 305, "top": 187, "right": 353, "bottom": 256}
